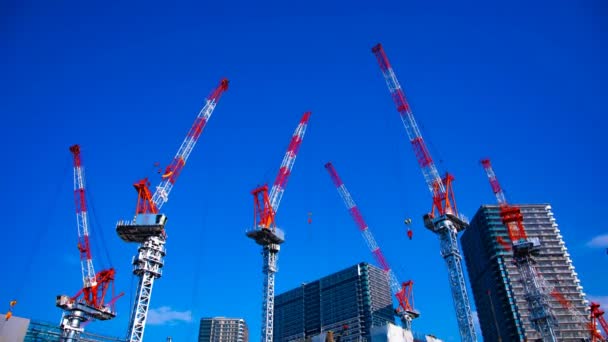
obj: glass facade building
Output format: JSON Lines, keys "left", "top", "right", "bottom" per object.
{"left": 273, "top": 262, "right": 394, "bottom": 342}
{"left": 461, "top": 204, "right": 588, "bottom": 341}
{"left": 198, "top": 317, "right": 249, "bottom": 342}
{"left": 22, "top": 320, "right": 126, "bottom": 341}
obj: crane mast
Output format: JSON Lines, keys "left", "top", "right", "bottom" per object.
{"left": 116, "top": 79, "right": 229, "bottom": 342}
{"left": 247, "top": 112, "right": 311, "bottom": 342}
{"left": 372, "top": 43, "right": 477, "bottom": 341}
{"left": 480, "top": 159, "right": 558, "bottom": 341}
{"left": 325, "top": 162, "right": 419, "bottom": 330}
{"left": 57, "top": 145, "right": 122, "bottom": 342}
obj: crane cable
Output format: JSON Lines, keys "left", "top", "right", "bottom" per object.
{"left": 85, "top": 178, "right": 114, "bottom": 269}
{"left": 4, "top": 158, "right": 71, "bottom": 325}
{"left": 189, "top": 202, "right": 209, "bottom": 340}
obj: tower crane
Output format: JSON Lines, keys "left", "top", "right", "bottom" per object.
{"left": 325, "top": 162, "right": 419, "bottom": 331}
{"left": 116, "top": 79, "right": 229, "bottom": 342}
{"left": 590, "top": 302, "right": 608, "bottom": 341}
{"left": 246, "top": 111, "right": 311, "bottom": 342}
{"left": 371, "top": 43, "right": 477, "bottom": 341}
{"left": 56, "top": 144, "right": 123, "bottom": 342}
{"left": 480, "top": 158, "right": 558, "bottom": 341}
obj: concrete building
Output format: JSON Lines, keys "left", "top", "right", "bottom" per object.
{"left": 0, "top": 314, "right": 30, "bottom": 341}
{"left": 461, "top": 204, "right": 588, "bottom": 341}
{"left": 273, "top": 262, "right": 395, "bottom": 342}
{"left": 198, "top": 317, "right": 249, "bottom": 342}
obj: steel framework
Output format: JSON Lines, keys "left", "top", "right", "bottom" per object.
{"left": 116, "top": 79, "right": 229, "bottom": 342}
{"left": 247, "top": 112, "right": 310, "bottom": 342}
{"left": 372, "top": 43, "right": 477, "bottom": 341}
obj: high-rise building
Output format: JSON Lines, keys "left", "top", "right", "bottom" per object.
{"left": 198, "top": 317, "right": 249, "bottom": 342}
{"left": 273, "top": 262, "right": 395, "bottom": 342}
{"left": 461, "top": 204, "right": 588, "bottom": 341}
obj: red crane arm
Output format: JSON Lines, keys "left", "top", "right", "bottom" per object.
{"left": 134, "top": 79, "right": 229, "bottom": 216}
{"left": 69, "top": 145, "right": 123, "bottom": 311}
{"left": 252, "top": 112, "right": 311, "bottom": 229}
{"left": 325, "top": 162, "right": 415, "bottom": 314}
{"left": 372, "top": 43, "right": 458, "bottom": 219}
{"left": 69, "top": 145, "right": 97, "bottom": 292}
{"left": 480, "top": 159, "right": 529, "bottom": 243}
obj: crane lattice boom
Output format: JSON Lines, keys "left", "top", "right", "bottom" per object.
{"left": 325, "top": 162, "right": 416, "bottom": 318}
{"left": 268, "top": 111, "right": 311, "bottom": 214}
{"left": 70, "top": 145, "right": 97, "bottom": 291}
{"left": 131, "top": 79, "right": 229, "bottom": 216}
{"left": 252, "top": 112, "right": 311, "bottom": 230}
{"left": 372, "top": 44, "right": 459, "bottom": 218}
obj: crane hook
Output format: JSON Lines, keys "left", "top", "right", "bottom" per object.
{"left": 404, "top": 218, "right": 413, "bottom": 240}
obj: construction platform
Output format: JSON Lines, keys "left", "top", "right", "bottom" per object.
{"left": 56, "top": 295, "right": 115, "bottom": 321}
{"left": 513, "top": 237, "right": 542, "bottom": 257}
{"left": 423, "top": 213, "right": 468, "bottom": 233}
{"left": 404, "top": 309, "right": 421, "bottom": 319}
{"left": 116, "top": 214, "right": 167, "bottom": 243}
{"left": 246, "top": 227, "right": 285, "bottom": 245}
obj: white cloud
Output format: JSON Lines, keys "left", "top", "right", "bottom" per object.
{"left": 588, "top": 295, "right": 608, "bottom": 309}
{"left": 147, "top": 306, "right": 192, "bottom": 325}
{"left": 586, "top": 234, "right": 608, "bottom": 248}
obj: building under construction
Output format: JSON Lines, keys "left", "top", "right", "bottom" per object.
{"left": 461, "top": 204, "right": 589, "bottom": 341}
{"left": 273, "top": 262, "right": 394, "bottom": 342}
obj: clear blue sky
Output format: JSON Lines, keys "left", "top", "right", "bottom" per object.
{"left": 1, "top": 1, "right": 606, "bottom": 341}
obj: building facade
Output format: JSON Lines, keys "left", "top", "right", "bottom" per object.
{"left": 199, "top": 317, "right": 249, "bottom": 342}
{"left": 461, "top": 204, "right": 588, "bottom": 341}
{"left": 273, "top": 262, "right": 395, "bottom": 342}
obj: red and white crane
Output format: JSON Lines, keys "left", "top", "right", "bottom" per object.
{"left": 590, "top": 302, "right": 608, "bottom": 341}
{"left": 481, "top": 158, "right": 562, "bottom": 341}
{"left": 325, "top": 162, "right": 419, "bottom": 331}
{"left": 247, "top": 112, "right": 311, "bottom": 342}
{"left": 56, "top": 144, "right": 123, "bottom": 342}
{"left": 372, "top": 43, "right": 477, "bottom": 341}
{"left": 116, "top": 79, "right": 229, "bottom": 342}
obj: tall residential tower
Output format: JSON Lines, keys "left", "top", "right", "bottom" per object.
{"left": 461, "top": 204, "right": 588, "bottom": 341}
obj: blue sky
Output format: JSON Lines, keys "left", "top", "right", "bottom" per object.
{"left": 1, "top": 1, "right": 607, "bottom": 341}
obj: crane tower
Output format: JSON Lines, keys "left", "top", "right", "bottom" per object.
{"left": 116, "top": 79, "right": 229, "bottom": 342}
{"left": 481, "top": 159, "right": 560, "bottom": 341}
{"left": 325, "top": 162, "right": 419, "bottom": 330}
{"left": 372, "top": 43, "right": 477, "bottom": 341}
{"left": 57, "top": 144, "right": 123, "bottom": 342}
{"left": 247, "top": 112, "right": 311, "bottom": 342}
